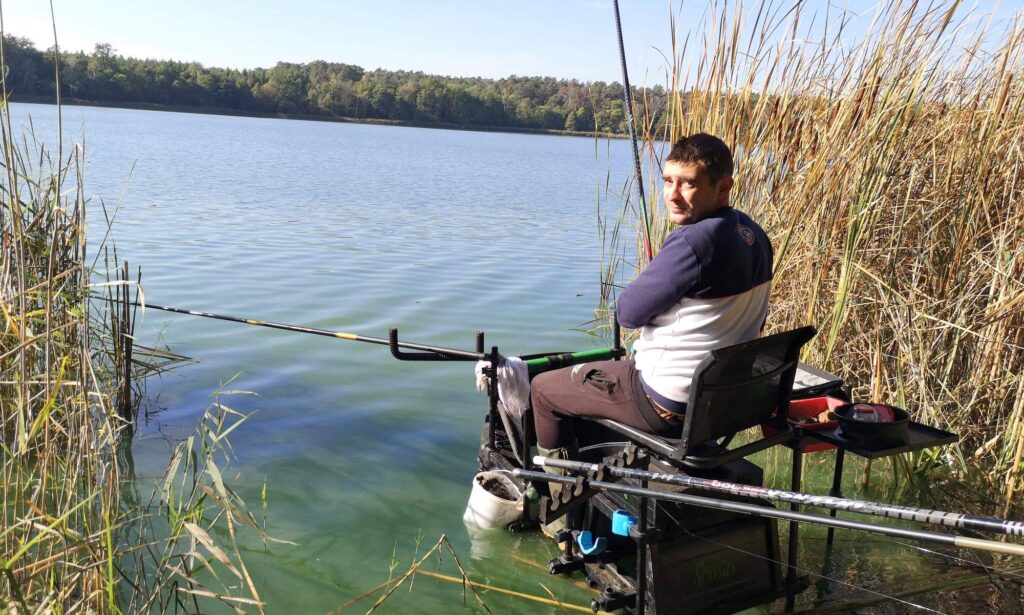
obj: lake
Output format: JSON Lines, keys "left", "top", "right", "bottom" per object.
{"left": 9, "top": 102, "right": 961, "bottom": 613}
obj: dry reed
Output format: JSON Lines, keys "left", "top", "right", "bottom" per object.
{"left": 605, "top": 0, "right": 1024, "bottom": 502}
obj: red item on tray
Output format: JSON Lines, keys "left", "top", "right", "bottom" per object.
{"left": 857, "top": 403, "right": 895, "bottom": 422}
{"left": 762, "top": 396, "right": 846, "bottom": 453}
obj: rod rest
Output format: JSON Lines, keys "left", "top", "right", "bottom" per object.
{"left": 539, "top": 472, "right": 595, "bottom": 526}
{"left": 387, "top": 327, "right": 483, "bottom": 361}
{"left": 537, "top": 447, "right": 646, "bottom": 525}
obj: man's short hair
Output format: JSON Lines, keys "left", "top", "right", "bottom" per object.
{"left": 666, "top": 134, "right": 734, "bottom": 183}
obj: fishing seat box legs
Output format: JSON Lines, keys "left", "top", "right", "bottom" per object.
{"left": 569, "top": 449, "right": 786, "bottom": 614}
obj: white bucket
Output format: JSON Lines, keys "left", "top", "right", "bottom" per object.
{"left": 462, "top": 471, "right": 524, "bottom": 529}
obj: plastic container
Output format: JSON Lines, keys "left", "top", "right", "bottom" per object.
{"left": 831, "top": 403, "right": 909, "bottom": 448}
{"left": 852, "top": 404, "right": 880, "bottom": 422}
{"left": 762, "top": 396, "right": 845, "bottom": 453}
{"left": 462, "top": 471, "right": 524, "bottom": 529}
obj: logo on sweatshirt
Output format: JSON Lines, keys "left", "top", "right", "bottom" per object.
{"left": 738, "top": 224, "right": 756, "bottom": 246}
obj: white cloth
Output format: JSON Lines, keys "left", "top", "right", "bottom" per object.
{"left": 474, "top": 356, "right": 530, "bottom": 419}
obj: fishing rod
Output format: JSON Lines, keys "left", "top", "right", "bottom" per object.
{"left": 534, "top": 457, "right": 1024, "bottom": 538}
{"left": 612, "top": 0, "right": 654, "bottom": 263}
{"left": 132, "top": 302, "right": 485, "bottom": 360}
{"left": 130, "top": 302, "right": 625, "bottom": 368}
{"left": 512, "top": 468, "right": 1024, "bottom": 557}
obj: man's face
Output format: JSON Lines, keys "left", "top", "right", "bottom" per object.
{"left": 662, "top": 160, "right": 733, "bottom": 225}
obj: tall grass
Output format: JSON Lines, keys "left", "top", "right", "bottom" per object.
{"left": 607, "top": 0, "right": 1024, "bottom": 501}
{"left": 0, "top": 87, "right": 124, "bottom": 607}
{"left": 0, "top": 38, "right": 268, "bottom": 613}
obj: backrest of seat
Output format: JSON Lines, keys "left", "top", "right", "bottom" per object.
{"left": 673, "top": 326, "right": 817, "bottom": 460}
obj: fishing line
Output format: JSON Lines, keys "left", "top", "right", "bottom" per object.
{"left": 505, "top": 468, "right": 947, "bottom": 611}
{"left": 906, "top": 538, "right": 1024, "bottom": 614}
{"left": 536, "top": 457, "right": 1024, "bottom": 538}
{"left": 940, "top": 544, "right": 1013, "bottom": 606}
{"left": 517, "top": 468, "right": 1024, "bottom": 557}
{"left": 891, "top": 539, "right": 1024, "bottom": 582}
{"left": 512, "top": 468, "right": 1007, "bottom": 609}
{"left": 649, "top": 495, "right": 951, "bottom": 614}
{"left": 509, "top": 473, "right": 1020, "bottom": 611}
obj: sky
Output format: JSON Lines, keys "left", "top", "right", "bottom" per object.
{"left": 2, "top": 1, "right": 1022, "bottom": 85}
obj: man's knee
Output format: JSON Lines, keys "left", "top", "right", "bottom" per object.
{"left": 530, "top": 369, "right": 561, "bottom": 414}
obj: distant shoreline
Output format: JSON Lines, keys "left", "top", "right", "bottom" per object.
{"left": 10, "top": 95, "right": 629, "bottom": 140}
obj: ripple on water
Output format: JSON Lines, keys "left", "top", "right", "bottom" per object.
{"left": 16, "top": 102, "right": 640, "bottom": 612}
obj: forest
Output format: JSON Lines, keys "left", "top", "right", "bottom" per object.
{"left": 2, "top": 36, "right": 666, "bottom": 133}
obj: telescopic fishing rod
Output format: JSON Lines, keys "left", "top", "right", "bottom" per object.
{"left": 512, "top": 468, "right": 1024, "bottom": 558}
{"left": 131, "top": 302, "right": 624, "bottom": 368}
{"left": 533, "top": 457, "right": 1024, "bottom": 538}
{"left": 132, "top": 302, "right": 485, "bottom": 360}
{"left": 612, "top": 0, "right": 654, "bottom": 263}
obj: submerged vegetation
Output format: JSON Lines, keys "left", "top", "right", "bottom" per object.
{"left": 608, "top": 0, "right": 1024, "bottom": 501}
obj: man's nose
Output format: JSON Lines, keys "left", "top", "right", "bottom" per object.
{"left": 666, "top": 182, "right": 682, "bottom": 200}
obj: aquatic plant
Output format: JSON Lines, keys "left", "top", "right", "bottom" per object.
{"left": 605, "top": 0, "right": 1024, "bottom": 501}
{"left": 0, "top": 30, "right": 268, "bottom": 612}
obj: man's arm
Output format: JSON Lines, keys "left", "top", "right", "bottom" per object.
{"left": 616, "top": 230, "right": 699, "bottom": 329}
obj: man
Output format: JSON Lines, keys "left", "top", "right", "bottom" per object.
{"left": 531, "top": 133, "right": 772, "bottom": 458}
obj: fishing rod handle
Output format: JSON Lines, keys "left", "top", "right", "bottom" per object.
{"left": 956, "top": 536, "right": 1024, "bottom": 557}
{"left": 534, "top": 456, "right": 595, "bottom": 471}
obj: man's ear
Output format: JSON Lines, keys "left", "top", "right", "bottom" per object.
{"left": 718, "top": 176, "right": 734, "bottom": 201}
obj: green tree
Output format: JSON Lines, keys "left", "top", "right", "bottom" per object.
{"left": 2, "top": 35, "right": 51, "bottom": 95}
{"left": 1, "top": 36, "right": 668, "bottom": 134}
{"left": 265, "top": 63, "right": 308, "bottom": 113}
{"left": 565, "top": 106, "right": 593, "bottom": 132}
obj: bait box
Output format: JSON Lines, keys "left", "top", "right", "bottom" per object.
{"left": 762, "top": 396, "right": 845, "bottom": 453}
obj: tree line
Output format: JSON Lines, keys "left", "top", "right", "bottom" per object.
{"left": 2, "top": 36, "right": 667, "bottom": 134}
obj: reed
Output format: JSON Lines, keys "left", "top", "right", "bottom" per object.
{"left": 605, "top": 0, "right": 1024, "bottom": 500}
{"left": 0, "top": 33, "right": 266, "bottom": 612}
{"left": 0, "top": 78, "right": 124, "bottom": 607}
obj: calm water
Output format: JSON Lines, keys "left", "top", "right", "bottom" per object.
{"left": 10, "top": 103, "right": 961, "bottom": 613}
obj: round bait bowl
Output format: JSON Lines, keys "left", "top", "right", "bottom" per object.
{"left": 831, "top": 404, "right": 910, "bottom": 449}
